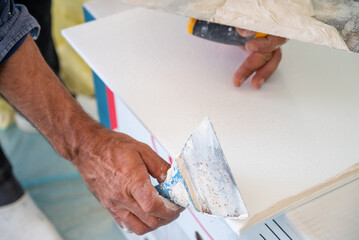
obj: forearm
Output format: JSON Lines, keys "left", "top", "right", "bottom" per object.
{"left": 0, "top": 35, "right": 100, "bottom": 161}
{"left": 0, "top": 34, "right": 182, "bottom": 235}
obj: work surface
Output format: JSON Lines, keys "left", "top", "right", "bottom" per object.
{"left": 63, "top": 8, "right": 359, "bottom": 231}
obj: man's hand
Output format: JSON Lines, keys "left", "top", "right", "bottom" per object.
{"left": 233, "top": 29, "right": 287, "bottom": 89}
{"left": 73, "top": 128, "right": 183, "bottom": 235}
{"left": 0, "top": 35, "right": 182, "bottom": 235}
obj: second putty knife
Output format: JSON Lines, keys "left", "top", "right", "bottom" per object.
{"left": 155, "top": 117, "right": 248, "bottom": 219}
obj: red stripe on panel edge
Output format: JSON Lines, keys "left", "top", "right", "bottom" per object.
{"left": 151, "top": 135, "right": 158, "bottom": 154}
{"left": 188, "top": 209, "right": 214, "bottom": 240}
{"left": 168, "top": 156, "right": 173, "bottom": 164}
{"left": 150, "top": 135, "right": 214, "bottom": 240}
{"left": 106, "top": 87, "right": 118, "bottom": 130}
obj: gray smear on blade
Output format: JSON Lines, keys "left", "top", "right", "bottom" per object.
{"left": 155, "top": 117, "right": 248, "bottom": 219}
{"left": 179, "top": 117, "right": 247, "bottom": 218}
{"left": 312, "top": 0, "right": 359, "bottom": 52}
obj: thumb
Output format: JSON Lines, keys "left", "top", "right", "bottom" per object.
{"left": 140, "top": 145, "right": 171, "bottom": 183}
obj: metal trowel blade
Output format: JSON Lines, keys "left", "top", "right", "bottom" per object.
{"left": 177, "top": 117, "right": 248, "bottom": 219}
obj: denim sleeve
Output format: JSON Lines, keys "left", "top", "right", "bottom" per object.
{"left": 0, "top": 0, "right": 40, "bottom": 62}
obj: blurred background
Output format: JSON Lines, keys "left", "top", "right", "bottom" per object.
{"left": 0, "top": 0, "right": 93, "bottom": 130}
{"left": 0, "top": 1, "right": 127, "bottom": 239}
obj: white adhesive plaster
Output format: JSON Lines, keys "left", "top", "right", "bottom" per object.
{"left": 213, "top": 0, "right": 348, "bottom": 50}
{"left": 123, "top": 0, "right": 349, "bottom": 50}
{"left": 164, "top": 160, "right": 193, "bottom": 208}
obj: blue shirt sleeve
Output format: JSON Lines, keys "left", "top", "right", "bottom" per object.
{"left": 0, "top": 0, "right": 40, "bottom": 63}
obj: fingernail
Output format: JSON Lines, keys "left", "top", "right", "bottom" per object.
{"left": 236, "top": 78, "right": 246, "bottom": 87}
{"left": 121, "top": 223, "right": 133, "bottom": 233}
{"left": 158, "top": 174, "right": 166, "bottom": 183}
{"left": 258, "top": 79, "right": 266, "bottom": 88}
{"left": 239, "top": 30, "right": 256, "bottom": 37}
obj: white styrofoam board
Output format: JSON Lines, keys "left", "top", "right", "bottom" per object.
{"left": 62, "top": 8, "right": 359, "bottom": 232}
{"left": 83, "top": 0, "right": 133, "bottom": 19}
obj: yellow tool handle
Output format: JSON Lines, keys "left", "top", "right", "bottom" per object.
{"left": 254, "top": 32, "right": 268, "bottom": 39}
{"left": 187, "top": 18, "right": 197, "bottom": 35}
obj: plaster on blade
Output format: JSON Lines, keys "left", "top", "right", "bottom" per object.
{"left": 156, "top": 117, "right": 248, "bottom": 219}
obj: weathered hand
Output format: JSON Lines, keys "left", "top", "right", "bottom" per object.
{"left": 233, "top": 28, "right": 287, "bottom": 89}
{"left": 0, "top": 35, "right": 182, "bottom": 236}
{"left": 73, "top": 127, "right": 183, "bottom": 235}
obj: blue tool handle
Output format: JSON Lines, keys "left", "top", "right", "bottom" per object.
{"left": 154, "top": 161, "right": 190, "bottom": 208}
{"left": 155, "top": 183, "right": 174, "bottom": 203}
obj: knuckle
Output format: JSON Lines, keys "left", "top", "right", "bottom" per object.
{"left": 113, "top": 216, "right": 123, "bottom": 227}
{"left": 119, "top": 150, "right": 135, "bottom": 162}
{"left": 277, "top": 37, "right": 287, "bottom": 44}
{"left": 262, "top": 70, "right": 273, "bottom": 78}
{"left": 148, "top": 217, "right": 162, "bottom": 229}
{"left": 112, "top": 191, "right": 125, "bottom": 202}
{"left": 244, "top": 60, "right": 258, "bottom": 72}
{"left": 132, "top": 178, "right": 151, "bottom": 193}
{"left": 261, "top": 52, "right": 273, "bottom": 62}
{"left": 112, "top": 181, "right": 132, "bottom": 199}
{"left": 135, "top": 227, "right": 152, "bottom": 235}
{"left": 117, "top": 183, "right": 133, "bottom": 202}
{"left": 144, "top": 143, "right": 153, "bottom": 151}
{"left": 269, "top": 42, "right": 278, "bottom": 51}
{"left": 139, "top": 142, "right": 152, "bottom": 152}
{"left": 270, "top": 38, "right": 286, "bottom": 50}
{"left": 121, "top": 211, "right": 132, "bottom": 222}
{"left": 143, "top": 201, "right": 157, "bottom": 214}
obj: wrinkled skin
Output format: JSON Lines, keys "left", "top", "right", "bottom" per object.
{"left": 74, "top": 128, "right": 184, "bottom": 235}
{"left": 73, "top": 127, "right": 184, "bottom": 235}
{"left": 0, "top": 35, "right": 183, "bottom": 236}
{"left": 233, "top": 28, "right": 287, "bottom": 89}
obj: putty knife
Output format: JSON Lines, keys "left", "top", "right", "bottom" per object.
{"left": 155, "top": 118, "right": 248, "bottom": 219}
